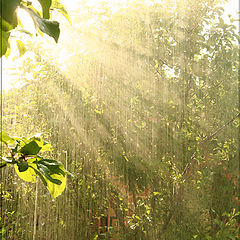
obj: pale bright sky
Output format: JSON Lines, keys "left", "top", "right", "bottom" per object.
{"left": 1, "top": 0, "right": 239, "bottom": 91}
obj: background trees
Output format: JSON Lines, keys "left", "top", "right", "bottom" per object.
{"left": 1, "top": 0, "right": 239, "bottom": 239}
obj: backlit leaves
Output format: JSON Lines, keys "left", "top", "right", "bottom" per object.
{"left": 1, "top": 131, "right": 70, "bottom": 198}
{"left": 0, "top": 0, "right": 70, "bottom": 57}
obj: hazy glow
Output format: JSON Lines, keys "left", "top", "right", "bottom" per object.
{"left": 2, "top": 0, "right": 239, "bottom": 91}
{"left": 17, "top": 8, "right": 36, "bottom": 32}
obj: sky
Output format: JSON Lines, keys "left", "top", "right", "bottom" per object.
{"left": 1, "top": 0, "right": 239, "bottom": 91}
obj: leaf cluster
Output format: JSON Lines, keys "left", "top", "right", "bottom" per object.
{"left": 0, "top": 0, "right": 70, "bottom": 57}
{"left": 0, "top": 131, "right": 70, "bottom": 198}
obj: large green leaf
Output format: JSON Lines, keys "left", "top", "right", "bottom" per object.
{"left": 35, "top": 161, "right": 66, "bottom": 198}
{"left": 38, "top": 0, "right": 52, "bottom": 19}
{"left": 20, "top": 140, "right": 42, "bottom": 155}
{"left": 22, "top": 6, "right": 60, "bottom": 43}
{"left": 0, "top": 131, "right": 15, "bottom": 145}
{"left": 36, "top": 18, "right": 60, "bottom": 43}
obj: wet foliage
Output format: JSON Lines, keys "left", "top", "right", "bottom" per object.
{"left": 1, "top": 0, "right": 240, "bottom": 239}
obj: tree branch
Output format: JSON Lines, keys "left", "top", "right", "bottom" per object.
{"left": 203, "top": 112, "right": 240, "bottom": 142}
{"left": 0, "top": 163, "right": 7, "bottom": 168}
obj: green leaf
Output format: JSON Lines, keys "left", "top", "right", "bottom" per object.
{"left": 16, "top": 40, "right": 27, "bottom": 57}
{"left": 14, "top": 163, "right": 37, "bottom": 182}
{"left": 34, "top": 163, "right": 66, "bottom": 198}
{"left": 36, "top": 18, "right": 60, "bottom": 43}
{"left": 38, "top": 0, "right": 52, "bottom": 19}
{"left": 37, "top": 162, "right": 62, "bottom": 185}
{"left": 46, "top": 164, "right": 65, "bottom": 176}
{"left": 0, "top": 18, "right": 12, "bottom": 57}
{"left": 20, "top": 140, "right": 42, "bottom": 155}
{"left": 0, "top": 131, "right": 15, "bottom": 145}
{"left": 22, "top": 6, "right": 60, "bottom": 43}
{"left": 17, "top": 160, "right": 28, "bottom": 172}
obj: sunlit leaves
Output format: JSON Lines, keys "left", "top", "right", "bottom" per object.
{"left": 1, "top": 131, "right": 70, "bottom": 198}
{"left": 37, "top": 161, "right": 62, "bottom": 185}
{"left": 1, "top": 0, "right": 239, "bottom": 238}
{"left": 0, "top": 0, "right": 66, "bottom": 58}
{"left": 0, "top": 1, "right": 18, "bottom": 57}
